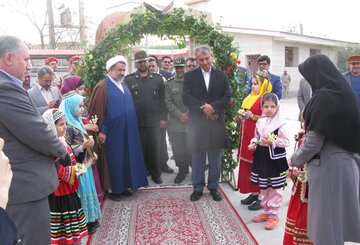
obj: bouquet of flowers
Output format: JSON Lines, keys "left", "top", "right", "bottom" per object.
{"left": 89, "top": 115, "right": 101, "bottom": 147}
{"left": 238, "top": 108, "right": 247, "bottom": 117}
{"left": 266, "top": 133, "right": 278, "bottom": 142}
{"left": 74, "top": 163, "right": 87, "bottom": 176}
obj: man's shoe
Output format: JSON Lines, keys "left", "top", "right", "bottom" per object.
{"left": 122, "top": 190, "right": 132, "bottom": 196}
{"left": 161, "top": 165, "right": 174, "bottom": 173}
{"left": 190, "top": 191, "right": 203, "bottom": 201}
{"left": 210, "top": 189, "right": 222, "bottom": 201}
{"left": 264, "top": 215, "right": 279, "bottom": 230}
{"left": 87, "top": 222, "right": 100, "bottom": 234}
{"left": 108, "top": 193, "right": 122, "bottom": 202}
{"left": 151, "top": 176, "right": 163, "bottom": 184}
{"left": 240, "top": 194, "right": 258, "bottom": 205}
{"left": 248, "top": 199, "right": 262, "bottom": 211}
{"left": 174, "top": 173, "right": 186, "bottom": 184}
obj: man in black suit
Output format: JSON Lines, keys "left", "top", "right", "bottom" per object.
{"left": 182, "top": 45, "right": 231, "bottom": 201}
{"left": 0, "top": 35, "right": 66, "bottom": 245}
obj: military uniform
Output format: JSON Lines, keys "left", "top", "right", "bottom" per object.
{"left": 124, "top": 69, "right": 167, "bottom": 181}
{"left": 164, "top": 57, "right": 191, "bottom": 183}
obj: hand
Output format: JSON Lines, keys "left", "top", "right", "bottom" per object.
{"left": 82, "top": 136, "right": 95, "bottom": 149}
{"left": 200, "top": 103, "right": 215, "bottom": 117}
{"left": 180, "top": 113, "right": 189, "bottom": 123}
{"left": 160, "top": 120, "right": 167, "bottom": 128}
{"left": 84, "top": 123, "right": 99, "bottom": 132}
{"left": 93, "top": 152, "right": 98, "bottom": 162}
{"left": 287, "top": 157, "right": 292, "bottom": 167}
{"left": 260, "top": 138, "right": 272, "bottom": 146}
{"left": 0, "top": 138, "right": 13, "bottom": 209}
{"left": 287, "top": 167, "right": 300, "bottom": 178}
{"left": 248, "top": 142, "right": 256, "bottom": 151}
{"left": 234, "top": 115, "right": 244, "bottom": 123}
{"left": 47, "top": 100, "right": 57, "bottom": 109}
{"left": 209, "top": 114, "right": 219, "bottom": 120}
{"left": 98, "top": 132, "right": 106, "bottom": 144}
{"left": 244, "top": 111, "right": 253, "bottom": 120}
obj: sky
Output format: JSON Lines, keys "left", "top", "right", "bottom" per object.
{"left": 0, "top": 0, "right": 359, "bottom": 45}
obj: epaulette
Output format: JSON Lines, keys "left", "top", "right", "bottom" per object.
{"left": 167, "top": 76, "right": 175, "bottom": 82}
{"left": 152, "top": 73, "right": 163, "bottom": 78}
{"left": 125, "top": 73, "right": 135, "bottom": 78}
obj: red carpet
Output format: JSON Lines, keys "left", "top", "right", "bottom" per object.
{"left": 87, "top": 186, "right": 258, "bottom": 244}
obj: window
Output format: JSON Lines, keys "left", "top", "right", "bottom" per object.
{"left": 310, "top": 48, "right": 321, "bottom": 56}
{"left": 285, "top": 46, "right": 299, "bottom": 67}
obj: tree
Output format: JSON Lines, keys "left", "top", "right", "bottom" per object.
{"left": 336, "top": 45, "right": 360, "bottom": 73}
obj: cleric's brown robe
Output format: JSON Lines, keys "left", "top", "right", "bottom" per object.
{"left": 87, "top": 79, "right": 111, "bottom": 191}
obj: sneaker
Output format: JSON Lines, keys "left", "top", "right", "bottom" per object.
{"left": 252, "top": 213, "right": 268, "bottom": 223}
{"left": 264, "top": 215, "right": 279, "bottom": 230}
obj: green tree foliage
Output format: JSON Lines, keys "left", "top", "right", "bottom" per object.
{"left": 336, "top": 44, "right": 360, "bottom": 73}
{"left": 80, "top": 7, "right": 247, "bottom": 181}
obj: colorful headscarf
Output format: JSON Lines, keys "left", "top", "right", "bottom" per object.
{"left": 241, "top": 74, "right": 272, "bottom": 110}
{"left": 59, "top": 92, "right": 87, "bottom": 134}
{"left": 60, "top": 75, "right": 84, "bottom": 95}
{"left": 42, "top": 108, "right": 65, "bottom": 136}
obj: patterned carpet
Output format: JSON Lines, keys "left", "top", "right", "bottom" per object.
{"left": 87, "top": 186, "right": 258, "bottom": 245}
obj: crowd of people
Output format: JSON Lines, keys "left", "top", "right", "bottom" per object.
{"left": 0, "top": 34, "right": 359, "bottom": 245}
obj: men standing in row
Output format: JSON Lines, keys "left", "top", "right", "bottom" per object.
{"left": 28, "top": 66, "right": 62, "bottom": 115}
{"left": 247, "top": 55, "right": 282, "bottom": 99}
{"left": 165, "top": 57, "right": 191, "bottom": 183}
{"left": 0, "top": 35, "right": 66, "bottom": 245}
{"left": 182, "top": 45, "right": 231, "bottom": 202}
{"left": 88, "top": 55, "right": 148, "bottom": 201}
{"left": 281, "top": 70, "right": 291, "bottom": 98}
{"left": 343, "top": 54, "right": 360, "bottom": 103}
{"left": 124, "top": 50, "right": 167, "bottom": 184}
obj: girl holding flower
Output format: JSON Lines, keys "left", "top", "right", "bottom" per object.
{"left": 248, "top": 93, "right": 290, "bottom": 230}
{"left": 236, "top": 73, "right": 272, "bottom": 210}
{"left": 42, "top": 109, "right": 88, "bottom": 244}
{"left": 59, "top": 93, "right": 101, "bottom": 234}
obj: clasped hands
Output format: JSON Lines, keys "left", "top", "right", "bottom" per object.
{"left": 200, "top": 103, "right": 219, "bottom": 120}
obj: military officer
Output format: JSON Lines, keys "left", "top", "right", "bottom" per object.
{"left": 164, "top": 57, "right": 191, "bottom": 183}
{"left": 124, "top": 50, "right": 167, "bottom": 184}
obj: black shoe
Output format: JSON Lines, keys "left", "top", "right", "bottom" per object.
{"left": 108, "top": 193, "right": 122, "bottom": 202}
{"left": 240, "top": 194, "right": 258, "bottom": 205}
{"left": 190, "top": 191, "right": 203, "bottom": 201}
{"left": 122, "top": 190, "right": 132, "bottom": 196}
{"left": 174, "top": 173, "right": 186, "bottom": 184}
{"left": 151, "top": 176, "right": 163, "bottom": 184}
{"left": 248, "top": 199, "right": 262, "bottom": 211}
{"left": 161, "top": 165, "right": 174, "bottom": 173}
{"left": 210, "top": 189, "right": 222, "bottom": 201}
{"left": 87, "top": 222, "right": 100, "bottom": 234}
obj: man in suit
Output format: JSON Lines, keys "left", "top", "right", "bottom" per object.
{"left": 0, "top": 35, "right": 66, "bottom": 245}
{"left": 28, "top": 66, "right": 62, "bottom": 115}
{"left": 343, "top": 54, "right": 360, "bottom": 103}
{"left": 182, "top": 45, "right": 231, "bottom": 202}
{"left": 297, "top": 77, "right": 312, "bottom": 120}
{"left": 246, "top": 55, "right": 282, "bottom": 99}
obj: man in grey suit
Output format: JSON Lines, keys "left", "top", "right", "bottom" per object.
{"left": 297, "top": 77, "right": 312, "bottom": 120}
{"left": 0, "top": 35, "right": 66, "bottom": 245}
{"left": 28, "top": 66, "right": 62, "bottom": 115}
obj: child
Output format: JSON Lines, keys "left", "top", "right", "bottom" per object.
{"left": 59, "top": 93, "right": 102, "bottom": 234}
{"left": 42, "top": 109, "right": 88, "bottom": 244}
{"left": 248, "top": 93, "right": 290, "bottom": 230}
{"left": 236, "top": 73, "right": 272, "bottom": 210}
{"left": 283, "top": 117, "right": 313, "bottom": 244}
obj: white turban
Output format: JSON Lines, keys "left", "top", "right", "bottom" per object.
{"left": 106, "top": 55, "right": 127, "bottom": 71}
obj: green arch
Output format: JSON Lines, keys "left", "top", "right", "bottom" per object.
{"left": 81, "top": 7, "right": 246, "bottom": 181}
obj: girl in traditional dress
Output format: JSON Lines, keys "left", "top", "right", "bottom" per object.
{"left": 248, "top": 93, "right": 290, "bottom": 230}
{"left": 42, "top": 109, "right": 88, "bottom": 244}
{"left": 236, "top": 73, "right": 272, "bottom": 211}
{"left": 283, "top": 118, "right": 313, "bottom": 244}
{"left": 59, "top": 93, "right": 101, "bottom": 234}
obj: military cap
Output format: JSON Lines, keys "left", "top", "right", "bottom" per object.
{"left": 173, "top": 57, "right": 185, "bottom": 67}
{"left": 134, "top": 50, "right": 149, "bottom": 62}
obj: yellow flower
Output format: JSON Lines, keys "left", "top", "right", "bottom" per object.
{"left": 230, "top": 52, "right": 238, "bottom": 60}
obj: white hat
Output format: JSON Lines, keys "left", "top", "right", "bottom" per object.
{"left": 106, "top": 55, "right": 127, "bottom": 71}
